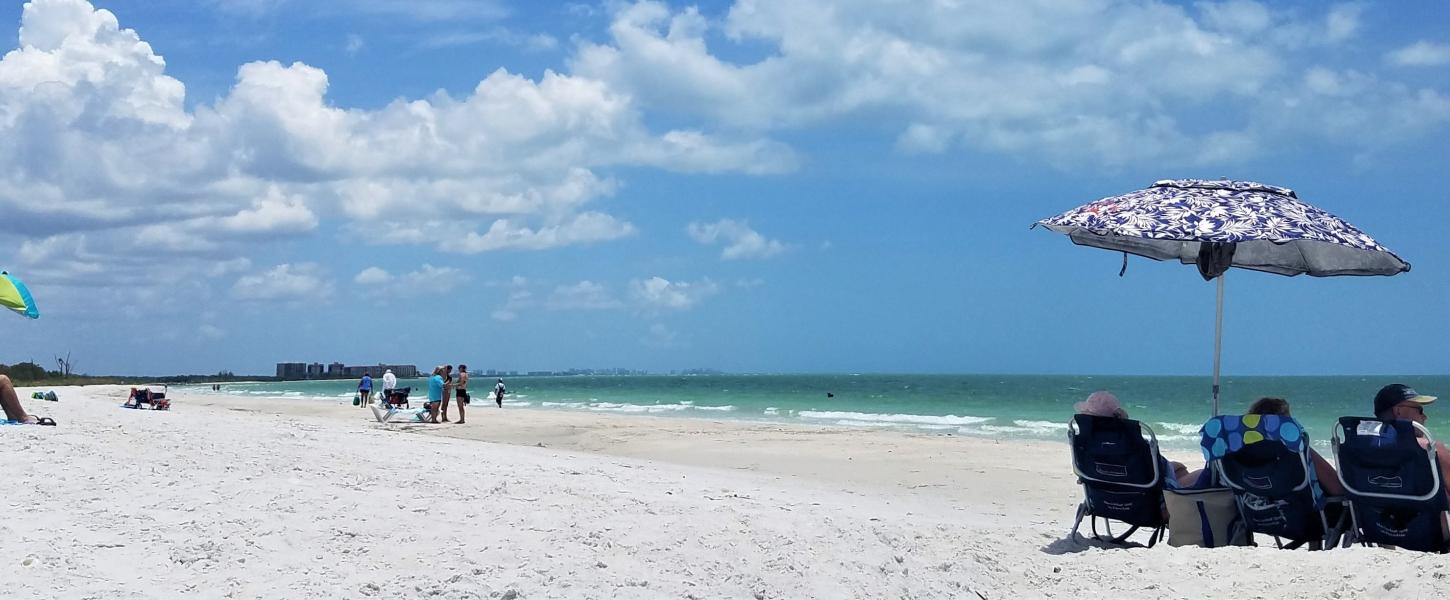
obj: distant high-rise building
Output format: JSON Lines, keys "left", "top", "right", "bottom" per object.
{"left": 307, "top": 363, "right": 324, "bottom": 379}
{"left": 327, "top": 362, "right": 345, "bottom": 377}
{"left": 276, "top": 362, "right": 307, "bottom": 380}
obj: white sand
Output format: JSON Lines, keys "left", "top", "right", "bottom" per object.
{"left": 3, "top": 385, "right": 1449, "bottom": 599}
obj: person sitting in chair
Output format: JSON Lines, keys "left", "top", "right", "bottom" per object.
{"left": 1245, "top": 397, "right": 1345, "bottom": 497}
{"left": 1373, "top": 384, "right": 1450, "bottom": 505}
{"left": 1075, "top": 391, "right": 1202, "bottom": 488}
{"left": 1, "top": 375, "right": 55, "bottom": 425}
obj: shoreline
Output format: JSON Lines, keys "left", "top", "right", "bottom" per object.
{"left": 5, "top": 384, "right": 1449, "bottom": 599}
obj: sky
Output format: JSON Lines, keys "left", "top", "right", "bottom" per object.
{"left": 0, "top": 0, "right": 1447, "bottom": 377}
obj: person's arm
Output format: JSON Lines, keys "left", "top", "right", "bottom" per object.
{"left": 1310, "top": 449, "right": 1346, "bottom": 497}
{"left": 1434, "top": 442, "right": 1450, "bottom": 502}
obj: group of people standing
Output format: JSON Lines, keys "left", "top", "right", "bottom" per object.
{"left": 357, "top": 366, "right": 506, "bottom": 424}
{"left": 420, "top": 364, "right": 506, "bottom": 424}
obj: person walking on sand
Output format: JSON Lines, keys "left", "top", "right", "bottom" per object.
{"left": 439, "top": 364, "right": 455, "bottom": 422}
{"left": 357, "top": 372, "right": 373, "bottom": 407}
{"left": 493, "top": 378, "right": 506, "bottom": 408}
{"left": 453, "top": 364, "right": 470, "bottom": 424}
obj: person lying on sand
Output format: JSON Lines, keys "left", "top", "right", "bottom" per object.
{"left": 1074, "top": 391, "right": 1202, "bottom": 488}
{"left": 1, "top": 374, "right": 56, "bottom": 425}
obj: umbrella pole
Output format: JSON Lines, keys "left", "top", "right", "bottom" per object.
{"left": 1212, "top": 273, "right": 1225, "bottom": 416}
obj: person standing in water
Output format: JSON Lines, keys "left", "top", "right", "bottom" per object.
{"left": 493, "top": 378, "right": 506, "bottom": 408}
{"left": 454, "top": 364, "right": 470, "bottom": 424}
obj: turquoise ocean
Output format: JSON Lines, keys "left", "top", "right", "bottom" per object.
{"left": 181, "top": 374, "right": 1450, "bottom": 451}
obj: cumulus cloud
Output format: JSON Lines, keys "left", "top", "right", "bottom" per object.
{"left": 451, "top": 212, "right": 638, "bottom": 254}
{"left": 686, "top": 219, "right": 786, "bottom": 260}
{"left": 546, "top": 281, "right": 622, "bottom": 310}
{"left": 231, "top": 263, "right": 333, "bottom": 302}
{"left": 354, "top": 264, "right": 468, "bottom": 296}
{"left": 629, "top": 276, "right": 719, "bottom": 311}
{"left": 570, "top": 0, "right": 1449, "bottom": 166}
{"left": 1388, "top": 41, "right": 1450, "bottom": 67}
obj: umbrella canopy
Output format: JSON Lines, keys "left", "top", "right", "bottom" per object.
{"left": 0, "top": 271, "right": 39, "bottom": 319}
{"left": 1035, "top": 179, "right": 1409, "bottom": 277}
{"left": 1034, "top": 179, "right": 1409, "bottom": 415}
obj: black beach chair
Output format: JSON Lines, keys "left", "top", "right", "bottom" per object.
{"left": 1332, "top": 417, "right": 1450, "bottom": 552}
{"left": 384, "top": 387, "right": 411, "bottom": 409}
{"left": 1068, "top": 414, "right": 1168, "bottom": 546}
{"left": 1201, "top": 414, "right": 1349, "bottom": 549}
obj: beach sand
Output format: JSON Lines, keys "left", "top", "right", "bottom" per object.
{"left": 3, "top": 386, "right": 1448, "bottom": 599}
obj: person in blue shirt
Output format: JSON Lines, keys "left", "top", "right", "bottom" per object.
{"left": 422, "top": 366, "right": 446, "bottom": 423}
{"left": 357, "top": 373, "right": 373, "bottom": 407}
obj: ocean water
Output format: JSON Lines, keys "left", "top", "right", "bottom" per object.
{"left": 181, "top": 374, "right": 1450, "bottom": 451}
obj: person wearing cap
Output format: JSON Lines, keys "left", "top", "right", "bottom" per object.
{"left": 1373, "top": 383, "right": 1450, "bottom": 503}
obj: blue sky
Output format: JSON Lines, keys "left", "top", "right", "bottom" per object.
{"left": 0, "top": 0, "right": 1447, "bottom": 376}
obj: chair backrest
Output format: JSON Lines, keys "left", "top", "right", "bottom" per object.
{"left": 1201, "top": 414, "right": 1323, "bottom": 543}
{"left": 1333, "top": 417, "right": 1449, "bottom": 552}
{"left": 1069, "top": 414, "right": 1166, "bottom": 528}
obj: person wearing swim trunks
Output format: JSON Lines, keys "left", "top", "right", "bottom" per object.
{"left": 454, "top": 364, "right": 470, "bottom": 424}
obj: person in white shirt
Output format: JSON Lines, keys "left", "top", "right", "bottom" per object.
{"left": 493, "top": 379, "right": 506, "bottom": 408}
{"left": 381, "top": 369, "right": 398, "bottom": 406}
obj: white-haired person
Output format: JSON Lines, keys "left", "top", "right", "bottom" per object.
{"left": 1075, "top": 391, "right": 1202, "bottom": 488}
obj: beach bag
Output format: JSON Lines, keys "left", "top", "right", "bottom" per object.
{"left": 352, "top": 394, "right": 361, "bottom": 406}
{"left": 1164, "top": 487, "right": 1248, "bottom": 548}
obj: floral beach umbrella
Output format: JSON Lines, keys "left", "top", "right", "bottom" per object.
{"left": 1, "top": 271, "right": 39, "bottom": 319}
{"left": 1033, "top": 179, "right": 1409, "bottom": 414}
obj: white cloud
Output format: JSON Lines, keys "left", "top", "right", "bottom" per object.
{"left": 546, "top": 281, "right": 622, "bottom": 310}
{"left": 232, "top": 263, "right": 332, "bottom": 302}
{"left": 451, "top": 212, "right": 638, "bottom": 253}
{"left": 569, "top": 0, "right": 1448, "bottom": 166}
{"left": 355, "top": 264, "right": 468, "bottom": 297}
{"left": 354, "top": 267, "right": 390, "bottom": 285}
{"left": 199, "top": 323, "right": 227, "bottom": 340}
{"left": 629, "top": 276, "right": 719, "bottom": 311}
{"left": 1388, "top": 41, "right": 1450, "bottom": 67}
{"left": 231, "top": 263, "right": 333, "bottom": 302}
{"left": 686, "top": 219, "right": 786, "bottom": 260}
{"left": 420, "top": 28, "right": 559, "bottom": 52}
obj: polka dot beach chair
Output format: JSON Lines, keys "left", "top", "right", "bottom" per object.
{"left": 1200, "top": 414, "right": 1351, "bottom": 550}
{"left": 1332, "top": 417, "right": 1450, "bottom": 553}
{"left": 1068, "top": 414, "right": 1169, "bottom": 547}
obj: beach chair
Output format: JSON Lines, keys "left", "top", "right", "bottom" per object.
{"left": 1332, "top": 417, "right": 1450, "bottom": 553}
{"left": 1068, "top": 414, "right": 1168, "bottom": 546}
{"left": 384, "top": 387, "right": 411, "bottom": 409}
{"left": 1200, "top": 414, "right": 1349, "bottom": 550}
{"left": 125, "top": 387, "right": 171, "bottom": 410}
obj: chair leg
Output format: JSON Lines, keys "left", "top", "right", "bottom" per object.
{"left": 1069, "top": 503, "right": 1087, "bottom": 544}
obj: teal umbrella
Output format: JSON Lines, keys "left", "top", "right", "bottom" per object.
{"left": 1, "top": 271, "right": 39, "bottom": 319}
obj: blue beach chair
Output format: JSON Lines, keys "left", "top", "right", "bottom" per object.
{"left": 1332, "top": 417, "right": 1450, "bottom": 553}
{"left": 1200, "top": 414, "right": 1349, "bottom": 549}
{"left": 1068, "top": 414, "right": 1168, "bottom": 546}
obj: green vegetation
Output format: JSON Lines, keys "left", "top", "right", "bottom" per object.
{"left": 0, "top": 362, "right": 271, "bottom": 386}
